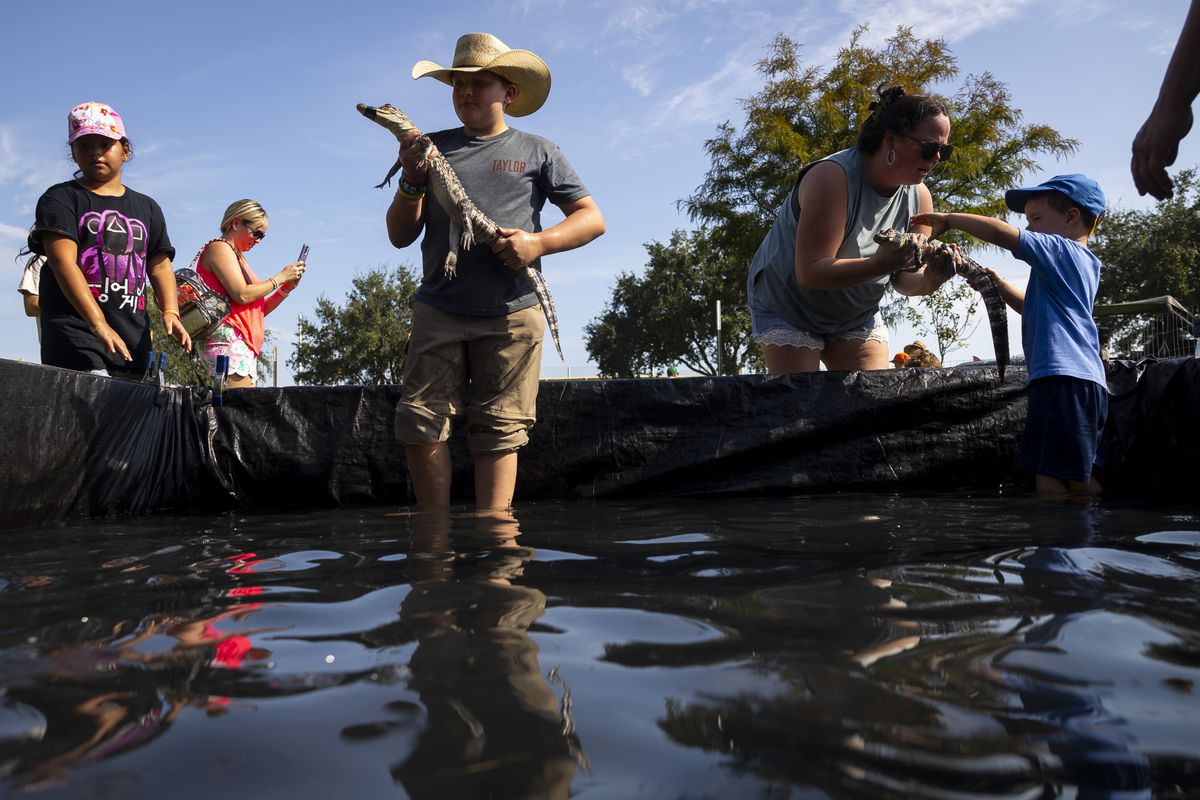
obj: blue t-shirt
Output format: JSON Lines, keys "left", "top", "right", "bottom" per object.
{"left": 1014, "top": 229, "right": 1105, "bottom": 387}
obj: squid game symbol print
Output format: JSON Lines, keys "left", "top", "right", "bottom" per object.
{"left": 78, "top": 209, "right": 149, "bottom": 311}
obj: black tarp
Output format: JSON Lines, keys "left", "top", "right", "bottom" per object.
{"left": 1, "top": 357, "right": 1195, "bottom": 528}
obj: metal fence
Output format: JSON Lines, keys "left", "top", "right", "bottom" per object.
{"left": 1094, "top": 295, "right": 1196, "bottom": 360}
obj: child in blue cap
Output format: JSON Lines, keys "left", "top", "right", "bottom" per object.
{"left": 911, "top": 174, "right": 1108, "bottom": 496}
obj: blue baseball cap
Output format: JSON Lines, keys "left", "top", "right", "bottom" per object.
{"left": 1005, "top": 173, "right": 1107, "bottom": 218}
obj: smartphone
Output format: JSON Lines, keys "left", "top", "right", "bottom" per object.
{"left": 298, "top": 244, "right": 309, "bottom": 263}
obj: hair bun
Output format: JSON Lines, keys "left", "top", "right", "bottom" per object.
{"left": 876, "top": 85, "right": 907, "bottom": 108}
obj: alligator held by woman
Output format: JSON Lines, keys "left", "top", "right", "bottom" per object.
{"left": 356, "top": 102, "right": 565, "bottom": 361}
{"left": 874, "top": 228, "right": 1009, "bottom": 380}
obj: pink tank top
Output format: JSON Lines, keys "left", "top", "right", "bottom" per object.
{"left": 196, "top": 240, "right": 266, "bottom": 355}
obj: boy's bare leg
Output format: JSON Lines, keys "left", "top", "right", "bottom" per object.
{"left": 1035, "top": 474, "right": 1102, "bottom": 496}
{"left": 405, "top": 443, "right": 452, "bottom": 508}
{"left": 474, "top": 450, "right": 518, "bottom": 510}
{"left": 1068, "top": 477, "right": 1103, "bottom": 495}
{"left": 1034, "top": 474, "right": 1070, "bottom": 496}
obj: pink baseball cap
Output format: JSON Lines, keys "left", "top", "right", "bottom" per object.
{"left": 67, "top": 102, "right": 127, "bottom": 143}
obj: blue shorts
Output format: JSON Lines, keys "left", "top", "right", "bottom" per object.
{"left": 1019, "top": 376, "right": 1108, "bottom": 483}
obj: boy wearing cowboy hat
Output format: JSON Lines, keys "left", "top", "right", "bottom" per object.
{"left": 912, "top": 174, "right": 1109, "bottom": 497}
{"left": 385, "top": 33, "right": 606, "bottom": 510}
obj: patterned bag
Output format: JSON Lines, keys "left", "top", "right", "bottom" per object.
{"left": 175, "top": 238, "right": 232, "bottom": 341}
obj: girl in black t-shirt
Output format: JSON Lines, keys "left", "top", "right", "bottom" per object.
{"left": 27, "top": 101, "right": 191, "bottom": 376}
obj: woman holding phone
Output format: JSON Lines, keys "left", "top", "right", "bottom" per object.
{"left": 193, "top": 199, "right": 305, "bottom": 387}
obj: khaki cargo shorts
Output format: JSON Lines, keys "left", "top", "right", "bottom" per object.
{"left": 395, "top": 300, "right": 544, "bottom": 454}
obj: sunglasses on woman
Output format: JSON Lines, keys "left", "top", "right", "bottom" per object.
{"left": 901, "top": 134, "right": 953, "bottom": 161}
{"left": 242, "top": 221, "right": 266, "bottom": 241}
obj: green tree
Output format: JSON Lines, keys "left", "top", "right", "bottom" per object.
{"left": 584, "top": 228, "right": 758, "bottom": 377}
{"left": 659, "top": 25, "right": 1078, "bottom": 364}
{"left": 1090, "top": 167, "right": 1200, "bottom": 355}
{"left": 889, "top": 279, "right": 981, "bottom": 363}
{"left": 289, "top": 265, "right": 419, "bottom": 385}
{"left": 147, "top": 294, "right": 209, "bottom": 386}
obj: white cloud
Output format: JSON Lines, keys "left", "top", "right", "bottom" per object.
{"left": 125, "top": 157, "right": 231, "bottom": 200}
{"left": 0, "top": 126, "right": 17, "bottom": 183}
{"left": 0, "top": 221, "right": 29, "bottom": 250}
{"left": 622, "top": 62, "right": 658, "bottom": 97}
{"left": 840, "top": 0, "right": 1034, "bottom": 45}
{"left": 1120, "top": 17, "right": 1154, "bottom": 33}
{"left": 1142, "top": 25, "right": 1181, "bottom": 58}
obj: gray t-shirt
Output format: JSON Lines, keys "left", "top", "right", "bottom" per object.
{"left": 416, "top": 127, "right": 590, "bottom": 316}
{"left": 746, "top": 147, "right": 920, "bottom": 334}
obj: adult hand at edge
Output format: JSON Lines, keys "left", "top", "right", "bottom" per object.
{"left": 1131, "top": 104, "right": 1193, "bottom": 200}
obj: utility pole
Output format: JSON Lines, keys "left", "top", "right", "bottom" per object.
{"left": 715, "top": 299, "right": 722, "bottom": 376}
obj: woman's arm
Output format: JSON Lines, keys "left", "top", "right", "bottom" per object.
{"left": 204, "top": 243, "right": 301, "bottom": 306}
{"left": 793, "top": 162, "right": 916, "bottom": 290}
{"left": 42, "top": 233, "right": 131, "bottom": 362}
{"left": 263, "top": 276, "right": 301, "bottom": 316}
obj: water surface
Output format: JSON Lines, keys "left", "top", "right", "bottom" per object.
{"left": 1, "top": 495, "right": 1198, "bottom": 798}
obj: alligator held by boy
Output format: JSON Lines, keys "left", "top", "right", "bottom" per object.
{"left": 874, "top": 228, "right": 1009, "bottom": 380}
{"left": 356, "top": 102, "right": 565, "bottom": 360}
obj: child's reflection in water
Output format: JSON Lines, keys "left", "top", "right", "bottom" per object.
{"left": 389, "top": 508, "right": 580, "bottom": 799}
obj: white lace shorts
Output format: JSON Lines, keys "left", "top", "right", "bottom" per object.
{"left": 750, "top": 299, "right": 888, "bottom": 352}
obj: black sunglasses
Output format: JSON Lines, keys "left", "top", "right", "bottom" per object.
{"left": 242, "top": 221, "right": 266, "bottom": 241}
{"left": 902, "top": 134, "right": 953, "bottom": 161}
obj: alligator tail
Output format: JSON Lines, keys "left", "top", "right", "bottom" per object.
{"left": 525, "top": 267, "right": 565, "bottom": 361}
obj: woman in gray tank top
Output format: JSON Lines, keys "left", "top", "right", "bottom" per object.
{"left": 746, "top": 86, "right": 958, "bottom": 373}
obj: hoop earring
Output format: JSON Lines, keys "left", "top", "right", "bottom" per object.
{"left": 886, "top": 149, "right": 896, "bottom": 166}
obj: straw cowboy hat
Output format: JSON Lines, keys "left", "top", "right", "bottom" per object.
{"left": 411, "top": 33, "right": 551, "bottom": 117}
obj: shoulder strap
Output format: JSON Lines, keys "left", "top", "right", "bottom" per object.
{"left": 189, "top": 238, "right": 250, "bottom": 282}
{"left": 189, "top": 237, "right": 227, "bottom": 269}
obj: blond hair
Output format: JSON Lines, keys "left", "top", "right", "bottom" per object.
{"left": 220, "top": 199, "right": 267, "bottom": 234}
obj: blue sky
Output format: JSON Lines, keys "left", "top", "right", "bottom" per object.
{"left": 1, "top": 0, "right": 1194, "bottom": 381}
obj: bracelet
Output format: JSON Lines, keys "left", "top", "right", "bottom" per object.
{"left": 162, "top": 309, "right": 180, "bottom": 318}
{"left": 398, "top": 174, "right": 427, "bottom": 199}
{"left": 401, "top": 170, "right": 427, "bottom": 188}
{"left": 270, "top": 277, "right": 279, "bottom": 291}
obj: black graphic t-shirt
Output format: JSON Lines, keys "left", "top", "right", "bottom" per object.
{"left": 29, "top": 180, "right": 175, "bottom": 372}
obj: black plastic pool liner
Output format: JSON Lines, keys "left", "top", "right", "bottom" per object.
{"left": 1, "top": 358, "right": 1194, "bottom": 528}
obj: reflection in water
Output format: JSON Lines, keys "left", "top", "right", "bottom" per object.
{"left": 383, "top": 510, "right": 580, "bottom": 798}
{"left": 0, "top": 496, "right": 1197, "bottom": 797}
{"left": 0, "top": 549, "right": 278, "bottom": 790}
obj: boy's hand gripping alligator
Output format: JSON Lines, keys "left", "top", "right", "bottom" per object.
{"left": 874, "top": 228, "right": 1009, "bottom": 381}
{"left": 356, "top": 103, "right": 565, "bottom": 361}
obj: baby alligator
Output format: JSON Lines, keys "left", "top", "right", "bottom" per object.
{"left": 874, "top": 228, "right": 1009, "bottom": 380}
{"left": 356, "top": 102, "right": 565, "bottom": 361}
